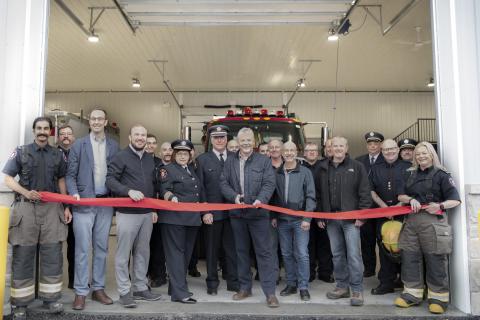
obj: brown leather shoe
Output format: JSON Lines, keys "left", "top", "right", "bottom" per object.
{"left": 232, "top": 290, "right": 252, "bottom": 301}
{"left": 72, "top": 295, "right": 86, "bottom": 310}
{"left": 92, "top": 289, "right": 113, "bottom": 305}
{"left": 266, "top": 294, "right": 280, "bottom": 308}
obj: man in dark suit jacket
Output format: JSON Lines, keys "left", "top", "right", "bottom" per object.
{"left": 220, "top": 127, "right": 279, "bottom": 308}
{"left": 196, "top": 125, "right": 239, "bottom": 295}
{"left": 355, "top": 131, "right": 385, "bottom": 278}
{"left": 66, "top": 108, "right": 119, "bottom": 310}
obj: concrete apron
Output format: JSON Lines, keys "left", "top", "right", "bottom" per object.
{"left": 14, "top": 238, "right": 471, "bottom": 320}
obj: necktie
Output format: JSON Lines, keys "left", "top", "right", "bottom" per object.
{"left": 184, "top": 166, "right": 191, "bottom": 175}
{"left": 370, "top": 156, "right": 375, "bottom": 165}
{"left": 219, "top": 153, "right": 225, "bottom": 166}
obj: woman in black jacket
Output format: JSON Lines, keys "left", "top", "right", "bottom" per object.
{"left": 158, "top": 139, "right": 203, "bottom": 304}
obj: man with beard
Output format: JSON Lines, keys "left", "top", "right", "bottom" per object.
{"left": 220, "top": 127, "right": 279, "bottom": 308}
{"left": 67, "top": 108, "right": 119, "bottom": 310}
{"left": 145, "top": 134, "right": 168, "bottom": 288}
{"left": 159, "top": 142, "right": 173, "bottom": 165}
{"left": 106, "top": 125, "right": 161, "bottom": 308}
{"left": 370, "top": 139, "right": 411, "bottom": 295}
{"left": 57, "top": 125, "right": 76, "bottom": 289}
{"left": 302, "top": 142, "right": 334, "bottom": 283}
{"left": 397, "top": 138, "right": 418, "bottom": 163}
{"left": 196, "top": 125, "right": 239, "bottom": 295}
{"left": 356, "top": 131, "right": 385, "bottom": 278}
{"left": 3, "top": 117, "right": 72, "bottom": 319}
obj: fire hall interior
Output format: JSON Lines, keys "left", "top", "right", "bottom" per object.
{"left": 3, "top": 0, "right": 480, "bottom": 318}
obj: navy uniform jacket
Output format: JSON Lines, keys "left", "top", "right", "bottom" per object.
{"left": 3, "top": 142, "right": 67, "bottom": 194}
{"left": 398, "top": 166, "right": 461, "bottom": 204}
{"left": 356, "top": 153, "right": 385, "bottom": 176}
{"left": 370, "top": 159, "right": 411, "bottom": 205}
{"left": 220, "top": 151, "right": 275, "bottom": 219}
{"left": 195, "top": 151, "right": 232, "bottom": 221}
{"left": 158, "top": 163, "right": 203, "bottom": 226}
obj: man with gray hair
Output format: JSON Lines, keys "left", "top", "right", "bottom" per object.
{"left": 220, "top": 127, "right": 279, "bottom": 307}
{"left": 271, "top": 141, "right": 316, "bottom": 301}
{"left": 314, "top": 136, "right": 372, "bottom": 306}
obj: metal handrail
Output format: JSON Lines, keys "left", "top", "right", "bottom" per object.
{"left": 394, "top": 118, "right": 437, "bottom": 143}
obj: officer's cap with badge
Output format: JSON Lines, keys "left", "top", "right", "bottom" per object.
{"left": 208, "top": 125, "right": 229, "bottom": 137}
{"left": 397, "top": 138, "right": 418, "bottom": 150}
{"left": 171, "top": 139, "right": 194, "bottom": 151}
{"left": 364, "top": 131, "right": 384, "bottom": 142}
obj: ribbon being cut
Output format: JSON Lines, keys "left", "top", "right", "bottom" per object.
{"left": 39, "top": 192, "right": 437, "bottom": 220}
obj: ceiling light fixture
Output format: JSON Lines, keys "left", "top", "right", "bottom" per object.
{"left": 297, "top": 78, "right": 306, "bottom": 88}
{"left": 327, "top": 28, "right": 338, "bottom": 41}
{"left": 427, "top": 77, "right": 435, "bottom": 87}
{"left": 132, "top": 78, "right": 141, "bottom": 88}
{"left": 88, "top": 30, "right": 99, "bottom": 43}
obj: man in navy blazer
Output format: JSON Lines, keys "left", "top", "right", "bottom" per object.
{"left": 66, "top": 108, "right": 119, "bottom": 310}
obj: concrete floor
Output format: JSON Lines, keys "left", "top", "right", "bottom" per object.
{"left": 21, "top": 235, "right": 472, "bottom": 319}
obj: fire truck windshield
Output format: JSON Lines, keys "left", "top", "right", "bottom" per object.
{"left": 207, "top": 120, "right": 305, "bottom": 151}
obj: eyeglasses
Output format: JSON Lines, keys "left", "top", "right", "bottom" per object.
{"left": 305, "top": 149, "right": 318, "bottom": 152}
{"left": 382, "top": 147, "right": 398, "bottom": 152}
{"left": 59, "top": 132, "right": 73, "bottom": 136}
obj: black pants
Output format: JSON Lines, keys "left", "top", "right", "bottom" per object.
{"left": 361, "top": 218, "right": 377, "bottom": 275}
{"left": 308, "top": 222, "right": 333, "bottom": 277}
{"left": 230, "top": 217, "right": 276, "bottom": 297}
{"left": 66, "top": 221, "right": 75, "bottom": 287}
{"left": 148, "top": 222, "right": 167, "bottom": 281}
{"left": 376, "top": 218, "right": 400, "bottom": 287}
{"left": 161, "top": 224, "right": 199, "bottom": 301}
{"left": 204, "top": 219, "right": 238, "bottom": 290}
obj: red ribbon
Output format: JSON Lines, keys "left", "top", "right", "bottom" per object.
{"left": 39, "top": 191, "right": 422, "bottom": 220}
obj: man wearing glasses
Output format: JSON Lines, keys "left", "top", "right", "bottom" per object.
{"left": 66, "top": 108, "right": 120, "bottom": 310}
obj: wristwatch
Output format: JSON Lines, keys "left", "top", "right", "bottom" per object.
{"left": 439, "top": 203, "right": 445, "bottom": 211}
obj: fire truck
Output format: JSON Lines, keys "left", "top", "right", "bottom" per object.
{"left": 191, "top": 107, "right": 328, "bottom": 153}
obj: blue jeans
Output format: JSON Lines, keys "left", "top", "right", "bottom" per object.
{"left": 73, "top": 206, "right": 113, "bottom": 296}
{"left": 277, "top": 219, "right": 310, "bottom": 289}
{"left": 327, "top": 220, "right": 364, "bottom": 293}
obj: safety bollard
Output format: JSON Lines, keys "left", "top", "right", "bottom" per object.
{"left": 0, "top": 206, "right": 10, "bottom": 318}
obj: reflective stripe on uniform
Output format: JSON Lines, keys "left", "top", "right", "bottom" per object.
{"left": 403, "top": 286, "right": 424, "bottom": 298}
{"left": 428, "top": 289, "right": 449, "bottom": 302}
{"left": 39, "top": 282, "right": 63, "bottom": 293}
{"left": 11, "top": 285, "right": 35, "bottom": 298}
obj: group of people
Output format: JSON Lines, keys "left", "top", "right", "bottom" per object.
{"left": 3, "top": 108, "right": 460, "bottom": 319}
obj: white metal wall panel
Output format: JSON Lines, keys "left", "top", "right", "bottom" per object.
{"left": 45, "top": 91, "right": 434, "bottom": 156}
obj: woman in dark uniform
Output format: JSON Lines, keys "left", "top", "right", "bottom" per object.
{"left": 394, "top": 141, "right": 460, "bottom": 314}
{"left": 158, "top": 139, "right": 203, "bottom": 304}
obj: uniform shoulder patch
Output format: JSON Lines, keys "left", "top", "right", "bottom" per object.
{"left": 448, "top": 177, "right": 456, "bottom": 187}
{"left": 8, "top": 149, "right": 17, "bottom": 160}
{"left": 159, "top": 168, "right": 168, "bottom": 180}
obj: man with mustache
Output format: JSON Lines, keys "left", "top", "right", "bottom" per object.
{"left": 67, "top": 108, "right": 119, "bottom": 310}
{"left": 3, "top": 117, "right": 72, "bottom": 319}
{"left": 106, "top": 125, "right": 161, "bottom": 308}
{"left": 57, "top": 125, "right": 76, "bottom": 289}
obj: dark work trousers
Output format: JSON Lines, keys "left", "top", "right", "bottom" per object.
{"left": 376, "top": 218, "right": 401, "bottom": 288}
{"left": 188, "top": 232, "right": 200, "bottom": 272}
{"left": 161, "top": 224, "right": 199, "bottom": 301}
{"left": 230, "top": 217, "right": 276, "bottom": 297}
{"left": 148, "top": 222, "right": 167, "bottom": 282}
{"left": 308, "top": 223, "right": 333, "bottom": 277}
{"left": 66, "top": 220, "right": 75, "bottom": 287}
{"left": 361, "top": 218, "right": 377, "bottom": 275}
{"left": 204, "top": 219, "right": 238, "bottom": 290}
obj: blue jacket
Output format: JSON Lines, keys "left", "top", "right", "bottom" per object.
{"left": 66, "top": 134, "right": 119, "bottom": 212}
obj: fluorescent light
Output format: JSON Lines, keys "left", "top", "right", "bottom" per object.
{"left": 297, "top": 78, "right": 306, "bottom": 88}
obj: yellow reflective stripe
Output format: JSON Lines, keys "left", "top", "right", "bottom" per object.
{"left": 428, "top": 289, "right": 449, "bottom": 302}
{"left": 39, "top": 282, "right": 63, "bottom": 293}
{"left": 403, "top": 286, "right": 424, "bottom": 298}
{"left": 11, "top": 285, "right": 35, "bottom": 298}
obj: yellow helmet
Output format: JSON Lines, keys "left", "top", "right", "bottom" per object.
{"left": 381, "top": 220, "right": 403, "bottom": 254}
